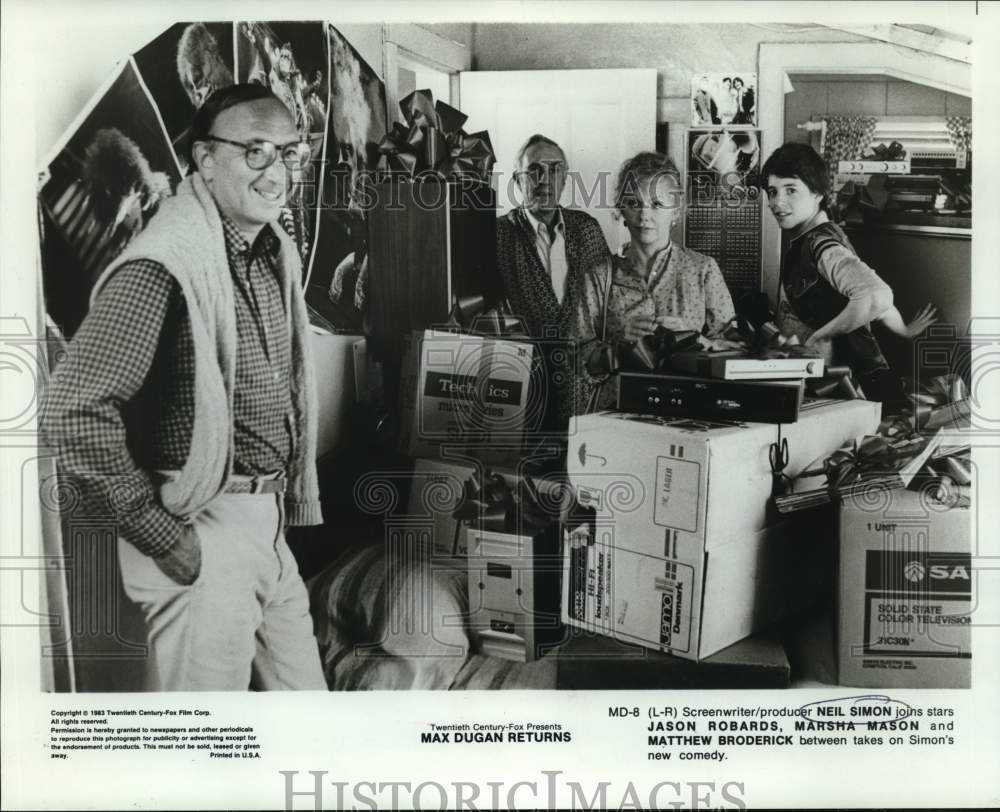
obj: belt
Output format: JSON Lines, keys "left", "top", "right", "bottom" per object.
{"left": 223, "top": 472, "right": 286, "bottom": 495}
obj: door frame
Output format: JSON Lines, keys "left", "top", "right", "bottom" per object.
{"left": 758, "top": 42, "right": 971, "bottom": 303}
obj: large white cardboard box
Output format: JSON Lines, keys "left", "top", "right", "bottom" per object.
{"left": 562, "top": 516, "right": 837, "bottom": 660}
{"left": 562, "top": 399, "right": 880, "bottom": 659}
{"left": 837, "top": 486, "right": 972, "bottom": 688}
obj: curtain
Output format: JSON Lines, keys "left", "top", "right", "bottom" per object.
{"left": 946, "top": 115, "right": 972, "bottom": 155}
{"left": 822, "top": 115, "right": 878, "bottom": 203}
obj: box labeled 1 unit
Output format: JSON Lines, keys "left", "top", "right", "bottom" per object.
{"left": 838, "top": 486, "right": 972, "bottom": 688}
{"left": 398, "top": 330, "right": 537, "bottom": 462}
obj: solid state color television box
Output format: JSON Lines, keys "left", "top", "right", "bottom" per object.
{"left": 398, "top": 329, "right": 536, "bottom": 464}
{"left": 562, "top": 400, "right": 880, "bottom": 660}
{"left": 837, "top": 486, "right": 972, "bottom": 688}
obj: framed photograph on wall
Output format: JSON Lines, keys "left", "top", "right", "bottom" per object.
{"left": 691, "top": 72, "right": 757, "bottom": 126}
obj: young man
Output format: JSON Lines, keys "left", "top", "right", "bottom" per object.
{"left": 495, "top": 134, "right": 610, "bottom": 423}
{"left": 761, "top": 143, "right": 934, "bottom": 413}
{"left": 43, "top": 85, "right": 326, "bottom": 691}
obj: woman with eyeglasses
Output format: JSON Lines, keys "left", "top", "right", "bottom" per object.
{"left": 571, "top": 151, "right": 736, "bottom": 412}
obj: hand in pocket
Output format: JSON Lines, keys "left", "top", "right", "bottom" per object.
{"left": 152, "top": 523, "right": 202, "bottom": 586}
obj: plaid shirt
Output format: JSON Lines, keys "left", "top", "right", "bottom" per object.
{"left": 44, "top": 216, "right": 294, "bottom": 557}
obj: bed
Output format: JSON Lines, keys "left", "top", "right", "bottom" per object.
{"left": 307, "top": 542, "right": 557, "bottom": 690}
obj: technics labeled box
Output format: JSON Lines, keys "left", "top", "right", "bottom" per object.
{"left": 367, "top": 178, "right": 501, "bottom": 361}
{"left": 562, "top": 400, "right": 879, "bottom": 660}
{"left": 837, "top": 486, "right": 972, "bottom": 688}
{"left": 467, "top": 525, "right": 563, "bottom": 662}
{"left": 398, "top": 329, "right": 538, "bottom": 463}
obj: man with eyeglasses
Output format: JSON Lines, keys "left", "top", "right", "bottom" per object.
{"left": 496, "top": 134, "right": 611, "bottom": 424}
{"left": 43, "top": 84, "right": 326, "bottom": 691}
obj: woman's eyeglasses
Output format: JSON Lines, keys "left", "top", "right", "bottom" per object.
{"left": 204, "top": 136, "right": 312, "bottom": 171}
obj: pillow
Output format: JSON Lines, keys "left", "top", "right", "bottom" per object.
{"left": 308, "top": 541, "right": 471, "bottom": 690}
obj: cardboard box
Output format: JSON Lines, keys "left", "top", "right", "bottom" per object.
{"left": 567, "top": 399, "right": 881, "bottom": 553}
{"left": 562, "top": 399, "right": 879, "bottom": 659}
{"left": 467, "top": 525, "right": 563, "bottom": 662}
{"left": 405, "top": 457, "right": 477, "bottom": 557}
{"left": 310, "top": 332, "right": 364, "bottom": 458}
{"left": 562, "top": 513, "right": 836, "bottom": 660}
{"left": 837, "top": 487, "right": 972, "bottom": 688}
{"left": 405, "top": 458, "right": 567, "bottom": 559}
{"left": 398, "top": 329, "right": 538, "bottom": 463}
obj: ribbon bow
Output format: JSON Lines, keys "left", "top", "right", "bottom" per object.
{"left": 453, "top": 470, "right": 557, "bottom": 535}
{"left": 586, "top": 326, "right": 702, "bottom": 378}
{"left": 378, "top": 89, "right": 495, "bottom": 180}
{"left": 909, "top": 374, "right": 969, "bottom": 430}
{"left": 446, "top": 294, "right": 527, "bottom": 337}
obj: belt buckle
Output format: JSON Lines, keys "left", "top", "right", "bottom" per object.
{"left": 248, "top": 476, "right": 264, "bottom": 495}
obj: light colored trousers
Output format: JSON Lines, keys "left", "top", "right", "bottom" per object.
{"left": 117, "top": 488, "right": 326, "bottom": 691}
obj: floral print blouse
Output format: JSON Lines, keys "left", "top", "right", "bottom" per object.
{"left": 570, "top": 242, "right": 736, "bottom": 412}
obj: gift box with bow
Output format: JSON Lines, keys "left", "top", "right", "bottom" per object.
{"left": 378, "top": 89, "right": 495, "bottom": 181}
{"left": 773, "top": 426, "right": 971, "bottom": 514}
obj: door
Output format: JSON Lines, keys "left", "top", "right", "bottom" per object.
{"left": 459, "top": 69, "right": 657, "bottom": 252}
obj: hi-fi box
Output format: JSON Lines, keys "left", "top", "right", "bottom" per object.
{"left": 617, "top": 372, "right": 804, "bottom": 424}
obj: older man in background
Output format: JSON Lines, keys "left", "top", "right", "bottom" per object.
{"left": 495, "top": 134, "right": 610, "bottom": 424}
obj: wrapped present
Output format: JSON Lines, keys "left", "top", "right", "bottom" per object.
{"left": 457, "top": 470, "right": 568, "bottom": 662}
{"left": 378, "top": 89, "right": 495, "bottom": 181}
{"left": 774, "top": 427, "right": 971, "bottom": 514}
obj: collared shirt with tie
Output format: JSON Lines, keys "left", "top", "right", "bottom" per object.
{"left": 522, "top": 207, "right": 569, "bottom": 304}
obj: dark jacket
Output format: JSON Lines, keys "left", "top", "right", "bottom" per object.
{"left": 495, "top": 207, "right": 610, "bottom": 423}
{"left": 781, "top": 220, "right": 889, "bottom": 378}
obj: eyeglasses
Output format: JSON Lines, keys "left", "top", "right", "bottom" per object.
{"left": 203, "top": 136, "right": 312, "bottom": 171}
{"left": 520, "top": 161, "right": 567, "bottom": 181}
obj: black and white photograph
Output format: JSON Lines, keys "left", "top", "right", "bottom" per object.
{"left": 38, "top": 60, "right": 182, "bottom": 339}
{"left": 2, "top": 3, "right": 999, "bottom": 811}
{"left": 691, "top": 72, "right": 757, "bottom": 126}
{"left": 688, "top": 127, "right": 761, "bottom": 190}
{"left": 305, "top": 24, "right": 388, "bottom": 333}
{"left": 238, "top": 21, "right": 330, "bottom": 273}
{"left": 133, "top": 22, "right": 236, "bottom": 174}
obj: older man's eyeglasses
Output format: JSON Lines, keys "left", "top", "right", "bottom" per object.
{"left": 204, "top": 136, "right": 312, "bottom": 171}
{"left": 520, "top": 160, "right": 567, "bottom": 181}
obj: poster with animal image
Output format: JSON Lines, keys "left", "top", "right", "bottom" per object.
{"left": 37, "top": 60, "right": 182, "bottom": 339}
{"left": 133, "top": 22, "right": 236, "bottom": 174}
{"left": 691, "top": 72, "right": 757, "bottom": 126}
{"left": 304, "top": 24, "right": 389, "bottom": 333}
{"left": 237, "top": 21, "right": 331, "bottom": 274}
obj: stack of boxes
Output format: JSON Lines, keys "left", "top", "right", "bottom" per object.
{"left": 563, "top": 399, "right": 882, "bottom": 661}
